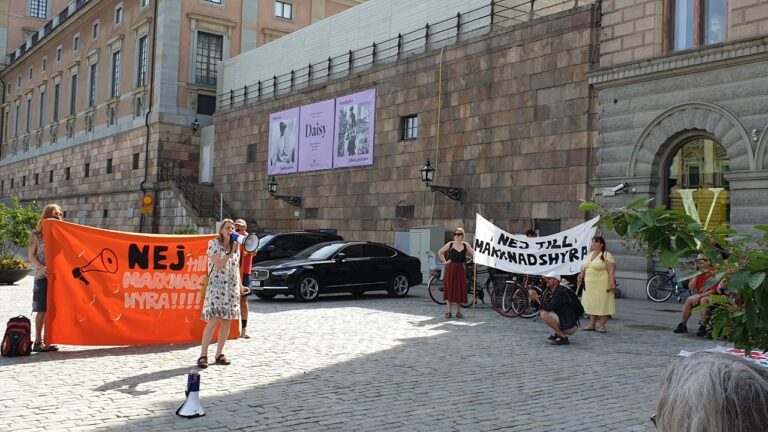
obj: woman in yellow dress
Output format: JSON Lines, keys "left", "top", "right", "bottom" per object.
{"left": 580, "top": 236, "right": 616, "bottom": 333}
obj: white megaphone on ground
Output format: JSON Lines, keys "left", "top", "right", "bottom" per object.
{"left": 230, "top": 232, "right": 259, "bottom": 253}
{"left": 176, "top": 371, "right": 205, "bottom": 418}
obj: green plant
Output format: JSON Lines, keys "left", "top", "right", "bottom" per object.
{"left": 173, "top": 226, "right": 198, "bottom": 235}
{"left": 0, "top": 198, "right": 40, "bottom": 269}
{"left": 580, "top": 198, "right": 768, "bottom": 354}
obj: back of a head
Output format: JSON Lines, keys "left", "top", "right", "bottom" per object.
{"left": 656, "top": 352, "right": 768, "bottom": 432}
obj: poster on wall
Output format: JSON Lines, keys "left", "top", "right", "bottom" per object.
{"left": 298, "top": 99, "right": 335, "bottom": 172}
{"left": 267, "top": 107, "right": 300, "bottom": 175}
{"left": 333, "top": 88, "right": 376, "bottom": 168}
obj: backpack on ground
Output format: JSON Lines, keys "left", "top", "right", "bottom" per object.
{"left": 1, "top": 315, "right": 32, "bottom": 357}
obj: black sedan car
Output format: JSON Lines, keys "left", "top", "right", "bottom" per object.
{"left": 250, "top": 241, "right": 422, "bottom": 301}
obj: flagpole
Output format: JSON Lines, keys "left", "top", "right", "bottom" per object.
{"left": 472, "top": 263, "right": 477, "bottom": 318}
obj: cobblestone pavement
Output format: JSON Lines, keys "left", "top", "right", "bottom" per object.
{"left": 1, "top": 276, "right": 722, "bottom": 431}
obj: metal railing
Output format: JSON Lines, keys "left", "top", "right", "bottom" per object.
{"left": 218, "top": 0, "right": 591, "bottom": 110}
{"left": 158, "top": 159, "right": 236, "bottom": 220}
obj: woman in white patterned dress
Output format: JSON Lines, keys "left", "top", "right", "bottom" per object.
{"left": 197, "top": 219, "right": 241, "bottom": 368}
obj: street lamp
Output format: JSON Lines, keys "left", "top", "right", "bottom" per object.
{"left": 191, "top": 118, "right": 200, "bottom": 133}
{"left": 420, "top": 159, "right": 462, "bottom": 201}
{"left": 267, "top": 176, "right": 302, "bottom": 207}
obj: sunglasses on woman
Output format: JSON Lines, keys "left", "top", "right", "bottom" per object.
{"left": 454, "top": 233, "right": 463, "bottom": 236}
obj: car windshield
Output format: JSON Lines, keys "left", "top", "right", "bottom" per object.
{"left": 293, "top": 242, "right": 346, "bottom": 260}
{"left": 257, "top": 234, "right": 276, "bottom": 251}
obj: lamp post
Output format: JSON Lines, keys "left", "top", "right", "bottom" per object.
{"left": 420, "top": 160, "right": 462, "bottom": 201}
{"left": 268, "top": 176, "right": 302, "bottom": 207}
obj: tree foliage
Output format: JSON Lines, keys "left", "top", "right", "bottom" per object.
{"left": 0, "top": 198, "right": 40, "bottom": 268}
{"left": 580, "top": 198, "right": 768, "bottom": 354}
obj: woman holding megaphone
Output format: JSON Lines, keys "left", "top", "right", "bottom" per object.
{"left": 197, "top": 219, "right": 241, "bottom": 369}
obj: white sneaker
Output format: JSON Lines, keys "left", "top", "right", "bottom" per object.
{"left": 240, "top": 329, "right": 251, "bottom": 339}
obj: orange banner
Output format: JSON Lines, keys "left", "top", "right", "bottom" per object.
{"left": 43, "top": 220, "right": 239, "bottom": 346}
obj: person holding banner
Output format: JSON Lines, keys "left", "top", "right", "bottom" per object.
{"left": 27, "top": 203, "right": 64, "bottom": 352}
{"left": 197, "top": 219, "right": 241, "bottom": 368}
{"left": 235, "top": 219, "right": 252, "bottom": 339}
{"left": 437, "top": 228, "right": 475, "bottom": 319}
{"left": 580, "top": 236, "right": 616, "bottom": 333}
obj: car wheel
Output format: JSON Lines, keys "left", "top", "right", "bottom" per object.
{"left": 255, "top": 293, "right": 276, "bottom": 300}
{"left": 295, "top": 275, "right": 320, "bottom": 302}
{"left": 388, "top": 273, "right": 410, "bottom": 297}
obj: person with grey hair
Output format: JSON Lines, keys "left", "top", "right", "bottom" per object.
{"left": 653, "top": 352, "right": 768, "bottom": 431}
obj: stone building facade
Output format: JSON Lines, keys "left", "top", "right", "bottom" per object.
{"left": 0, "top": 0, "right": 364, "bottom": 232}
{"left": 590, "top": 0, "right": 768, "bottom": 297}
{"left": 213, "top": 2, "right": 600, "bottom": 244}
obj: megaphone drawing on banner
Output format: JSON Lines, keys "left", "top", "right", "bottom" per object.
{"left": 176, "top": 371, "right": 205, "bottom": 419}
{"left": 230, "top": 232, "right": 259, "bottom": 253}
{"left": 72, "top": 248, "right": 119, "bottom": 285}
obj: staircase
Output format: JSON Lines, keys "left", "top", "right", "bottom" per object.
{"left": 158, "top": 159, "right": 236, "bottom": 220}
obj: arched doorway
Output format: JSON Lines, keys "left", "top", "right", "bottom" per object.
{"left": 666, "top": 137, "right": 730, "bottom": 231}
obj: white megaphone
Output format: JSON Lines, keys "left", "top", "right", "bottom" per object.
{"left": 176, "top": 371, "right": 205, "bottom": 418}
{"left": 230, "top": 232, "right": 259, "bottom": 253}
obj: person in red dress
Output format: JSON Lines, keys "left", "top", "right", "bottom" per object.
{"left": 437, "top": 228, "right": 475, "bottom": 319}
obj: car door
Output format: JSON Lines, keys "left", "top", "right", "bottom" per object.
{"left": 361, "top": 244, "right": 398, "bottom": 288}
{"left": 323, "top": 244, "right": 364, "bottom": 291}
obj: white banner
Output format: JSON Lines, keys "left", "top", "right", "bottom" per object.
{"left": 473, "top": 214, "right": 600, "bottom": 276}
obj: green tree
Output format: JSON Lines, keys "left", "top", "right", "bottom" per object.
{"left": 580, "top": 198, "right": 768, "bottom": 354}
{"left": 0, "top": 198, "right": 40, "bottom": 269}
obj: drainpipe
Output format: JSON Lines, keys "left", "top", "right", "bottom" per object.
{"left": 0, "top": 77, "right": 5, "bottom": 161}
{"left": 139, "top": 0, "right": 159, "bottom": 232}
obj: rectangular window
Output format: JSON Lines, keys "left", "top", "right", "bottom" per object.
{"left": 197, "top": 94, "right": 216, "bottom": 116}
{"left": 29, "top": 0, "right": 47, "bottom": 18}
{"left": 38, "top": 91, "right": 45, "bottom": 128}
{"left": 274, "top": 1, "right": 293, "bottom": 20}
{"left": 22, "top": 175, "right": 26, "bottom": 187}
{"left": 14, "top": 104, "right": 19, "bottom": 138}
{"left": 395, "top": 205, "right": 415, "bottom": 219}
{"left": 141, "top": 0, "right": 150, "bottom": 8}
{"left": 673, "top": 0, "right": 695, "bottom": 51}
{"left": 56, "top": 46, "right": 62, "bottom": 62}
{"left": 203, "top": 0, "right": 223, "bottom": 3}
{"left": 305, "top": 208, "right": 319, "bottom": 219}
{"left": 401, "top": 115, "right": 418, "bottom": 140}
{"left": 3, "top": 110, "right": 8, "bottom": 140}
{"left": 137, "top": 36, "right": 148, "bottom": 87}
{"left": 84, "top": 163, "right": 90, "bottom": 178}
{"left": 704, "top": 0, "right": 726, "bottom": 45}
{"left": 133, "top": 153, "right": 140, "bottom": 169}
{"left": 106, "top": 158, "right": 113, "bottom": 174}
{"left": 114, "top": 5, "right": 123, "bottom": 25}
{"left": 88, "top": 63, "right": 97, "bottom": 107}
{"left": 49, "top": 170, "right": 53, "bottom": 182}
{"left": 25, "top": 98, "right": 31, "bottom": 133}
{"left": 29, "top": 68, "right": 33, "bottom": 80}
{"left": 110, "top": 51, "right": 121, "bottom": 98}
{"left": 73, "top": 34, "right": 80, "bottom": 52}
{"left": 69, "top": 74, "right": 78, "bottom": 115}
{"left": 10, "top": 178, "right": 14, "bottom": 188}
{"left": 34, "top": 173, "right": 39, "bottom": 185}
{"left": 247, "top": 144, "right": 257, "bottom": 163}
{"left": 103, "top": 209, "right": 109, "bottom": 218}
{"left": 92, "top": 22, "right": 99, "bottom": 39}
{"left": 53, "top": 83, "right": 60, "bottom": 121}
{"left": 42, "top": 58, "right": 46, "bottom": 72}
{"left": 65, "top": 167, "right": 71, "bottom": 180}
{"left": 195, "top": 32, "right": 223, "bottom": 86}
{"left": 671, "top": 0, "right": 727, "bottom": 51}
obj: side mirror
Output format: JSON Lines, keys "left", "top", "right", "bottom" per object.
{"left": 335, "top": 252, "right": 346, "bottom": 262}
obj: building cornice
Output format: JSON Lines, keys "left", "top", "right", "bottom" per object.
{"left": 588, "top": 37, "right": 768, "bottom": 88}
{"left": 187, "top": 13, "right": 237, "bottom": 29}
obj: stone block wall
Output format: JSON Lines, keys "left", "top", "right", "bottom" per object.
{"left": 214, "top": 6, "right": 599, "bottom": 244}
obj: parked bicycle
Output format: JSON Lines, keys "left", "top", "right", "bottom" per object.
{"left": 427, "top": 262, "right": 497, "bottom": 307}
{"left": 646, "top": 267, "right": 692, "bottom": 303}
{"left": 490, "top": 274, "right": 552, "bottom": 319}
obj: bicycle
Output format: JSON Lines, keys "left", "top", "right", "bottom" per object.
{"left": 490, "top": 274, "right": 552, "bottom": 319}
{"left": 427, "top": 262, "right": 493, "bottom": 307}
{"left": 646, "top": 267, "right": 692, "bottom": 303}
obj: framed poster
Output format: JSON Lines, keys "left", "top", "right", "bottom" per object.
{"left": 298, "top": 99, "right": 335, "bottom": 172}
{"left": 333, "top": 88, "right": 376, "bottom": 168}
{"left": 267, "top": 107, "right": 300, "bottom": 175}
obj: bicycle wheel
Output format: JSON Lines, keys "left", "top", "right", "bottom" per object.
{"left": 427, "top": 275, "right": 446, "bottom": 305}
{"left": 491, "top": 282, "right": 527, "bottom": 318}
{"left": 520, "top": 286, "right": 550, "bottom": 319}
{"left": 646, "top": 274, "right": 674, "bottom": 302}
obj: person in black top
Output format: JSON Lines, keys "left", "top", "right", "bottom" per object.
{"left": 529, "top": 272, "right": 578, "bottom": 345}
{"left": 437, "top": 228, "right": 475, "bottom": 319}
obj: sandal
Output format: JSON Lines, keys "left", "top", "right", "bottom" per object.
{"left": 597, "top": 328, "right": 607, "bottom": 333}
{"left": 455, "top": 311, "right": 464, "bottom": 319}
{"left": 196, "top": 356, "right": 209, "bottom": 369}
{"left": 550, "top": 335, "right": 570, "bottom": 345}
{"left": 547, "top": 334, "right": 557, "bottom": 341}
{"left": 582, "top": 327, "right": 596, "bottom": 332}
{"left": 215, "top": 354, "right": 231, "bottom": 365}
{"left": 33, "top": 341, "right": 52, "bottom": 352}
{"left": 445, "top": 312, "right": 452, "bottom": 318}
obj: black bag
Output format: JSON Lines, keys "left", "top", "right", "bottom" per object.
{"left": 1, "top": 315, "right": 32, "bottom": 357}
{"left": 565, "top": 287, "right": 585, "bottom": 319}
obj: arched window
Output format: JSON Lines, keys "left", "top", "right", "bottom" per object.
{"left": 667, "top": 138, "right": 730, "bottom": 230}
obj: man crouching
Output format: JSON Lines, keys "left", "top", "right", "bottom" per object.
{"left": 529, "top": 272, "right": 579, "bottom": 345}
